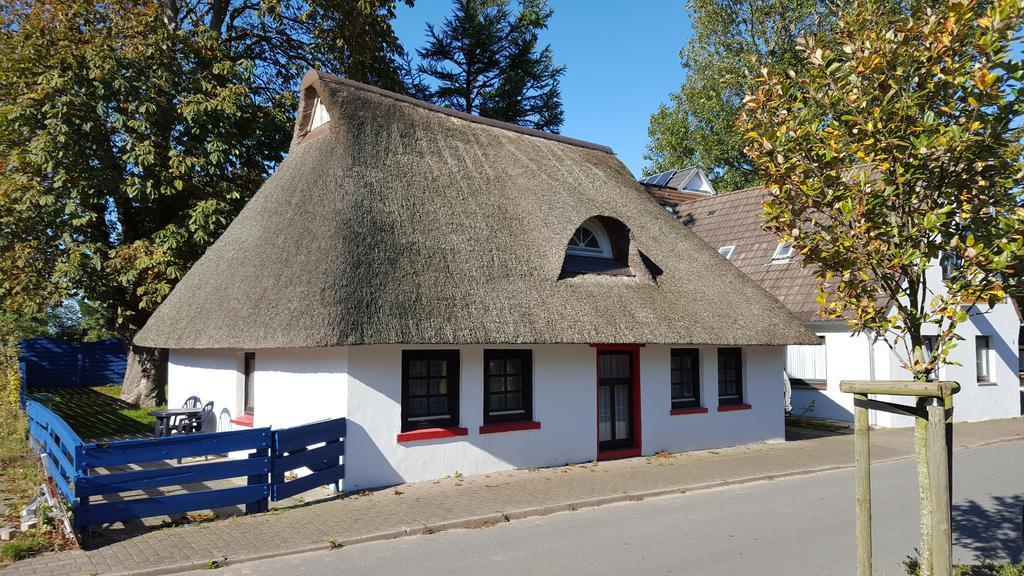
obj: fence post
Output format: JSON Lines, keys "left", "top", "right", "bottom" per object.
{"left": 853, "top": 393, "right": 872, "bottom": 576}
{"left": 18, "top": 361, "right": 27, "bottom": 409}
{"left": 926, "top": 401, "right": 952, "bottom": 576}
{"left": 245, "top": 447, "right": 269, "bottom": 515}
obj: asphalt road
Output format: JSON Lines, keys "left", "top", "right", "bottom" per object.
{"left": 196, "top": 441, "right": 1024, "bottom": 576}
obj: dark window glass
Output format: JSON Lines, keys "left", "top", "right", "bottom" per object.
{"left": 484, "top": 350, "right": 533, "bottom": 424}
{"left": 671, "top": 349, "right": 700, "bottom": 409}
{"left": 243, "top": 352, "right": 255, "bottom": 414}
{"left": 402, "top": 350, "right": 459, "bottom": 431}
{"left": 718, "top": 348, "right": 743, "bottom": 405}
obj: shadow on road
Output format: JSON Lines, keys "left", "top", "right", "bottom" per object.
{"left": 953, "top": 494, "right": 1023, "bottom": 562}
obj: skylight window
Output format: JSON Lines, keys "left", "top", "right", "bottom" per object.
{"left": 718, "top": 245, "right": 735, "bottom": 260}
{"left": 771, "top": 242, "right": 796, "bottom": 263}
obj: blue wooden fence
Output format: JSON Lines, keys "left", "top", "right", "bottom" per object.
{"left": 19, "top": 338, "right": 128, "bottom": 389}
{"left": 24, "top": 399, "right": 345, "bottom": 532}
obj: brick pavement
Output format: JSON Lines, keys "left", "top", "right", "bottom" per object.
{"left": 2, "top": 417, "right": 1021, "bottom": 576}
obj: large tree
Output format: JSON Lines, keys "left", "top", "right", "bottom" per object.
{"left": 0, "top": 0, "right": 411, "bottom": 405}
{"left": 741, "top": 0, "right": 1024, "bottom": 572}
{"left": 645, "top": 0, "right": 826, "bottom": 191}
{"left": 417, "top": 0, "right": 565, "bottom": 132}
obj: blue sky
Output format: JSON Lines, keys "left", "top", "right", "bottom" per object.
{"left": 392, "top": 1, "right": 693, "bottom": 177}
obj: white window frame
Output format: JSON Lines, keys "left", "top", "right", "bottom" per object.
{"left": 718, "top": 245, "right": 736, "bottom": 260}
{"left": 975, "top": 335, "right": 994, "bottom": 384}
{"left": 771, "top": 242, "right": 796, "bottom": 263}
{"left": 566, "top": 218, "right": 613, "bottom": 259}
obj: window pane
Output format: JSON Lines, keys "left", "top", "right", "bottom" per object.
{"left": 409, "top": 360, "right": 428, "bottom": 377}
{"left": 506, "top": 393, "right": 522, "bottom": 410}
{"left": 614, "top": 384, "right": 629, "bottom": 438}
{"left": 598, "top": 386, "right": 612, "bottom": 441}
{"left": 600, "top": 353, "right": 630, "bottom": 379}
{"left": 410, "top": 379, "right": 428, "bottom": 397}
{"left": 410, "top": 398, "right": 428, "bottom": 416}
{"left": 489, "top": 376, "right": 506, "bottom": 392}
{"left": 429, "top": 397, "right": 448, "bottom": 415}
{"left": 488, "top": 359, "right": 502, "bottom": 374}
{"left": 506, "top": 375, "right": 521, "bottom": 391}
{"left": 505, "top": 358, "right": 521, "bottom": 374}
{"left": 489, "top": 393, "right": 506, "bottom": 410}
{"left": 429, "top": 360, "right": 446, "bottom": 377}
{"left": 976, "top": 336, "right": 990, "bottom": 380}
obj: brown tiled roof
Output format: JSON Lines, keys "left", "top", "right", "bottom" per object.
{"left": 676, "top": 187, "right": 827, "bottom": 322}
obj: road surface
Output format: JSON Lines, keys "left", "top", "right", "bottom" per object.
{"left": 193, "top": 440, "right": 1024, "bottom": 576}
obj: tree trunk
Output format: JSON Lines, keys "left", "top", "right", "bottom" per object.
{"left": 120, "top": 345, "right": 167, "bottom": 407}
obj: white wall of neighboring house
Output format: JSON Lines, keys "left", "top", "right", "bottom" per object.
{"left": 167, "top": 343, "right": 789, "bottom": 490}
{"left": 788, "top": 262, "right": 1021, "bottom": 427}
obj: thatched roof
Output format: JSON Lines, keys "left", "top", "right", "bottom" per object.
{"left": 135, "top": 70, "right": 817, "bottom": 349}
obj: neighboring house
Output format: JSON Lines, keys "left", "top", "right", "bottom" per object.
{"left": 651, "top": 184, "right": 1022, "bottom": 427}
{"left": 133, "top": 70, "right": 817, "bottom": 490}
{"left": 639, "top": 167, "right": 717, "bottom": 208}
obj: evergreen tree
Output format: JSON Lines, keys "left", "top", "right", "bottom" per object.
{"left": 417, "top": 0, "right": 565, "bottom": 132}
{"left": 645, "top": 0, "right": 826, "bottom": 191}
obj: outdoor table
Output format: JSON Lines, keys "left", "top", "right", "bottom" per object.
{"left": 149, "top": 407, "right": 203, "bottom": 437}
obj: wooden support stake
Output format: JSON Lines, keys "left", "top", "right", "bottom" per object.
{"left": 854, "top": 393, "right": 872, "bottom": 576}
{"left": 926, "top": 402, "right": 952, "bottom": 576}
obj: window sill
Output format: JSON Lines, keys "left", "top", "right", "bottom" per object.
{"left": 479, "top": 421, "right": 541, "bottom": 434}
{"left": 977, "top": 381, "right": 998, "bottom": 387}
{"left": 397, "top": 427, "right": 468, "bottom": 443}
{"left": 717, "top": 403, "right": 752, "bottom": 412}
{"left": 670, "top": 407, "right": 708, "bottom": 416}
{"left": 597, "top": 447, "right": 641, "bottom": 461}
{"left": 230, "top": 414, "right": 255, "bottom": 427}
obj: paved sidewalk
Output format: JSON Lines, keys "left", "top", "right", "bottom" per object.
{"left": 4, "top": 417, "right": 1022, "bottom": 576}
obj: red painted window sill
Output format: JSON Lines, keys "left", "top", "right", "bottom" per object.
{"left": 396, "top": 427, "right": 469, "bottom": 443}
{"left": 670, "top": 407, "right": 709, "bottom": 416}
{"left": 717, "top": 403, "right": 752, "bottom": 412}
{"left": 597, "top": 447, "right": 642, "bottom": 461}
{"left": 479, "top": 421, "right": 541, "bottom": 434}
{"left": 230, "top": 414, "right": 255, "bottom": 427}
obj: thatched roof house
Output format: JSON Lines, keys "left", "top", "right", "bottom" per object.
{"left": 136, "top": 70, "right": 815, "bottom": 350}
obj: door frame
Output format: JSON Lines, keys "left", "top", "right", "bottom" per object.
{"left": 592, "top": 344, "right": 643, "bottom": 460}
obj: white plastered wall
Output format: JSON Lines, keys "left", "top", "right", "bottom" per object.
{"left": 788, "top": 260, "right": 1021, "bottom": 427}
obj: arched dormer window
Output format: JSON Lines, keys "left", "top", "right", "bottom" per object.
{"left": 561, "top": 216, "right": 636, "bottom": 278}
{"left": 308, "top": 96, "right": 330, "bottom": 131}
{"left": 566, "top": 218, "right": 613, "bottom": 259}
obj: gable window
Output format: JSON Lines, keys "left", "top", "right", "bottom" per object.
{"left": 484, "top": 350, "right": 532, "bottom": 424}
{"left": 308, "top": 97, "right": 330, "bottom": 131}
{"left": 402, "top": 350, "right": 460, "bottom": 431}
{"left": 566, "top": 218, "right": 613, "bottom": 258}
{"left": 771, "top": 242, "right": 795, "bottom": 263}
{"left": 243, "top": 352, "right": 255, "bottom": 414}
{"left": 718, "top": 348, "right": 744, "bottom": 405}
{"left": 671, "top": 349, "right": 700, "bottom": 409}
{"left": 718, "top": 245, "right": 735, "bottom": 261}
{"left": 976, "top": 336, "right": 992, "bottom": 383}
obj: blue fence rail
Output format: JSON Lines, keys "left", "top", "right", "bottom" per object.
{"left": 23, "top": 399, "right": 345, "bottom": 533}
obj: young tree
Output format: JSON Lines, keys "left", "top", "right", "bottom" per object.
{"left": 741, "top": 0, "right": 1024, "bottom": 572}
{"left": 645, "top": 0, "right": 827, "bottom": 191}
{"left": 417, "top": 0, "right": 565, "bottom": 132}
{"left": 0, "top": 0, "right": 411, "bottom": 405}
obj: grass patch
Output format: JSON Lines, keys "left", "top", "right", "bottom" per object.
{"left": 905, "top": 558, "right": 1024, "bottom": 575}
{"left": 786, "top": 416, "right": 848, "bottom": 433}
{"left": 0, "top": 536, "right": 48, "bottom": 562}
{"left": 37, "top": 387, "right": 160, "bottom": 441}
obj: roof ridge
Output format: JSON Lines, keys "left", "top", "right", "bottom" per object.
{"left": 312, "top": 70, "right": 614, "bottom": 155}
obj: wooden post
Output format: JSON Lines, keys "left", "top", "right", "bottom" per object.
{"left": 926, "top": 401, "right": 952, "bottom": 576}
{"left": 245, "top": 447, "right": 269, "bottom": 514}
{"left": 853, "top": 393, "right": 872, "bottom": 576}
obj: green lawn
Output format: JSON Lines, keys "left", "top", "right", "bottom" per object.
{"left": 32, "top": 386, "right": 162, "bottom": 442}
